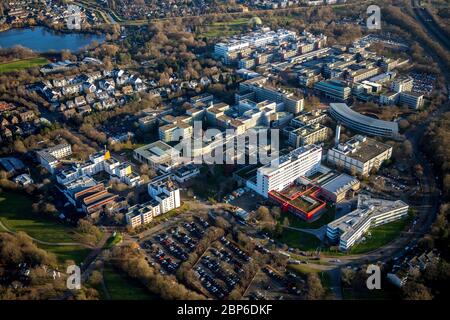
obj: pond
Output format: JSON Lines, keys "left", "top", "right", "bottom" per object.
{"left": 0, "top": 26, "right": 105, "bottom": 52}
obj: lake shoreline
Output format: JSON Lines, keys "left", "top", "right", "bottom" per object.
{"left": 0, "top": 21, "right": 106, "bottom": 36}
{"left": 0, "top": 26, "right": 106, "bottom": 53}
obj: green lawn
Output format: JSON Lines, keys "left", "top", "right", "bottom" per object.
{"left": 277, "top": 229, "right": 321, "bottom": 251}
{"left": 349, "top": 218, "right": 411, "bottom": 254}
{"left": 104, "top": 233, "right": 123, "bottom": 249}
{"left": 103, "top": 265, "right": 157, "bottom": 300}
{"left": 197, "top": 18, "right": 249, "bottom": 39}
{"left": 287, "top": 264, "right": 331, "bottom": 291}
{"left": 0, "top": 57, "right": 49, "bottom": 73}
{"left": 0, "top": 192, "right": 76, "bottom": 243}
{"left": 39, "top": 244, "right": 92, "bottom": 265}
{"left": 288, "top": 264, "right": 322, "bottom": 275}
{"left": 279, "top": 206, "right": 336, "bottom": 230}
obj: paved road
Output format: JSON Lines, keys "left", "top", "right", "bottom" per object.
{"left": 328, "top": 268, "right": 342, "bottom": 300}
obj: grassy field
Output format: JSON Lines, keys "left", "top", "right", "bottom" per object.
{"left": 279, "top": 206, "right": 336, "bottom": 230}
{"left": 0, "top": 192, "right": 77, "bottom": 243}
{"left": 287, "top": 264, "right": 332, "bottom": 292}
{"left": 197, "top": 18, "right": 249, "bottom": 39}
{"left": 103, "top": 265, "right": 157, "bottom": 300}
{"left": 39, "top": 244, "right": 92, "bottom": 265}
{"left": 277, "top": 229, "right": 321, "bottom": 251}
{"left": 349, "top": 218, "right": 411, "bottom": 254}
{"left": 0, "top": 192, "right": 93, "bottom": 264}
{"left": 0, "top": 57, "right": 49, "bottom": 73}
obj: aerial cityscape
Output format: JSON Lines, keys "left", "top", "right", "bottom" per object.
{"left": 0, "top": 0, "right": 449, "bottom": 306}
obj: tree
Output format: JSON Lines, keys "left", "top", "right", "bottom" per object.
{"left": 305, "top": 273, "right": 324, "bottom": 300}
{"left": 13, "top": 140, "right": 27, "bottom": 153}
{"left": 214, "top": 216, "right": 231, "bottom": 230}
{"left": 88, "top": 270, "right": 103, "bottom": 286}
{"left": 401, "top": 140, "right": 413, "bottom": 158}
{"left": 402, "top": 282, "right": 433, "bottom": 300}
{"left": 256, "top": 206, "right": 272, "bottom": 221}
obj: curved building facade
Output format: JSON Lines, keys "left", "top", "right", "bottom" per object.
{"left": 329, "top": 103, "right": 399, "bottom": 138}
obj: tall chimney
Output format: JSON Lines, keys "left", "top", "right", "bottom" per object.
{"left": 335, "top": 124, "right": 341, "bottom": 146}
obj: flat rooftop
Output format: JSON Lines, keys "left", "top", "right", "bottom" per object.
{"left": 134, "top": 141, "right": 179, "bottom": 161}
{"left": 328, "top": 194, "right": 409, "bottom": 242}
{"left": 320, "top": 173, "right": 359, "bottom": 195}
{"left": 258, "top": 144, "right": 321, "bottom": 176}
{"left": 333, "top": 135, "right": 392, "bottom": 163}
{"left": 329, "top": 103, "right": 399, "bottom": 132}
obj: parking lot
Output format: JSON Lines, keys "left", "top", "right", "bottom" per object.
{"left": 140, "top": 216, "right": 210, "bottom": 275}
{"left": 244, "top": 266, "right": 305, "bottom": 300}
{"left": 137, "top": 212, "right": 278, "bottom": 300}
{"left": 192, "top": 236, "right": 253, "bottom": 299}
{"left": 410, "top": 71, "right": 436, "bottom": 96}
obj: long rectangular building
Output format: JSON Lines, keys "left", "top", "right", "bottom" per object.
{"left": 327, "top": 135, "right": 392, "bottom": 177}
{"left": 247, "top": 144, "right": 322, "bottom": 197}
{"left": 326, "top": 194, "right": 409, "bottom": 251}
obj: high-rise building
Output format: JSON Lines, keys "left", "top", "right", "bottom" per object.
{"left": 247, "top": 145, "right": 322, "bottom": 197}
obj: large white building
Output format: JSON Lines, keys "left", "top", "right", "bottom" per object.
{"left": 327, "top": 135, "right": 392, "bottom": 177}
{"left": 133, "top": 141, "right": 180, "bottom": 172}
{"left": 326, "top": 194, "right": 409, "bottom": 251}
{"left": 56, "top": 150, "right": 141, "bottom": 187}
{"left": 214, "top": 28, "right": 297, "bottom": 63}
{"left": 247, "top": 144, "right": 322, "bottom": 197}
{"left": 36, "top": 143, "right": 72, "bottom": 173}
{"left": 125, "top": 199, "right": 161, "bottom": 228}
{"left": 126, "top": 175, "right": 181, "bottom": 228}
{"left": 328, "top": 103, "right": 399, "bottom": 138}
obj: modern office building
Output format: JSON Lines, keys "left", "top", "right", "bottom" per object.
{"left": 237, "top": 76, "right": 304, "bottom": 114}
{"left": 399, "top": 91, "right": 424, "bottom": 109}
{"left": 148, "top": 175, "right": 181, "bottom": 214}
{"left": 127, "top": 176, "right": 181, "bottom": 228}
{"left": 326, "top": 194, "right": 409, "bottom": 251}
{"left": 348, "top": 66, "right": 380, "bottom": 83}
{"left": 60, "top": 179, "right": 120, "bottom": 216}
{"left": 269, "top": 185, "right": 326, "bottom": 220}
{"left": 247, "top": 144, "right": 322, "bottom": 197}
{"left": 318, "top": 172, "right": 360, "bottom": 203}
{"left": 291, "top": 109, "right": 327, "bottom": 127}
{"left": 328, "top": 103, "right": 399, "bottom": 138}
{"left": 133, "top": 141, "right": 180, "bottom": 171}
{"left": 158, "top": 122, "right": 193, "bottom": 143}
{"left": 288, "top": 123, "right": 330, "bottom": 148}
{"left": 327, "top": 135, "right": 392, "bottom": 177}
{"left": 214, "top": 28, "right": 297, "bottom": 64}
{"left": 36, "top": 143, "right": 72, "bottom": 173}
{"left": 391, "top": 77, "right": 414, "bottom": 93}
{"left": 125, "top": 199, "right": 161, "bottom": 228}
{"left": 314, "top": 80, "right": 351, "bottom": 101}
